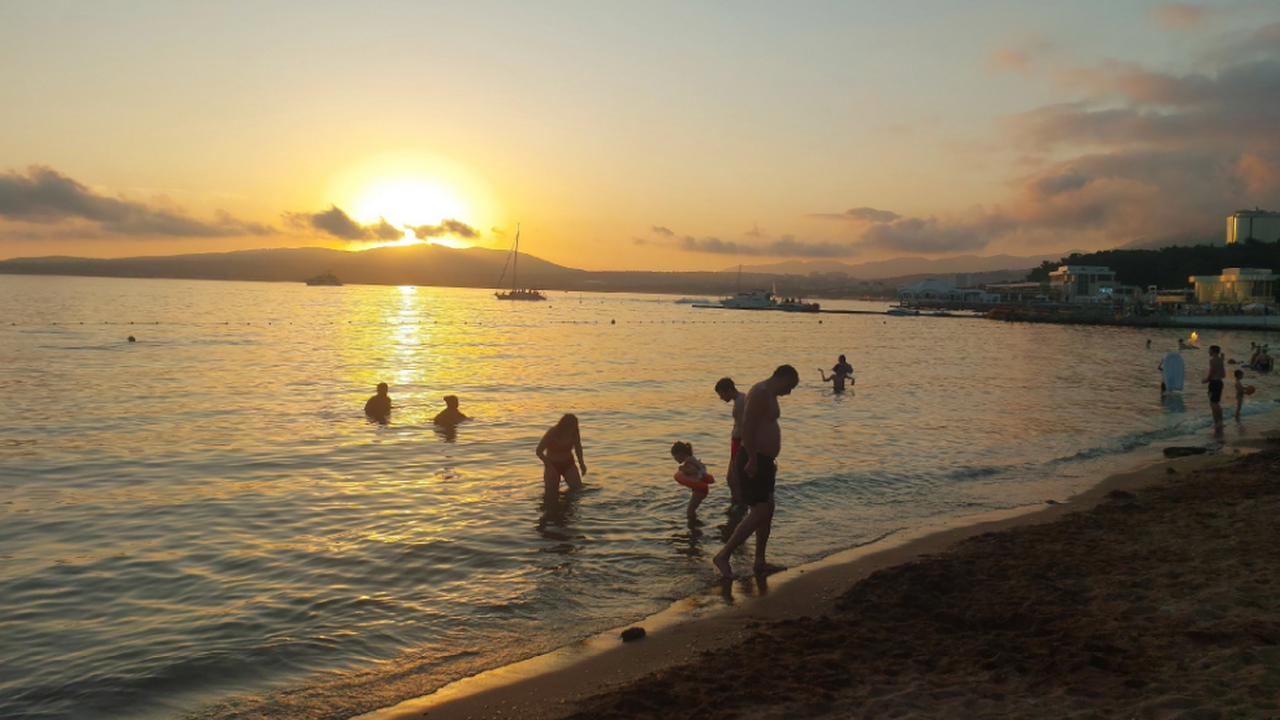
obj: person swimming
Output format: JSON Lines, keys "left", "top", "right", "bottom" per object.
{"left": 432, "top": 395, "right": 468, "bottom": 426}
{"left": 536, "top": 414, "right": 586, "bottom": 494}
{"left": 364, "top": 383, "right": 391, "bottom": 420}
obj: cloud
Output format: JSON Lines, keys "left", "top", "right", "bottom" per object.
{"left": 0, "top": 165, "right": 273, "bottom": 238}
{"left": 1238, "top": 154, "right": 1280, "bottom": 195}
{"left": 807, "top": 207, "right": 902, "bottom": 223}
{"left": 680, "top": 234, "right": 858, "bottom": 258}
{"left": 490, "top": 226, "right": 506, "bottom": 237}
{"left": 284, "top": 205, "right": 373, "bottom": 240}
{"left": 859, "top": 212, "right": 1016, "bottom": 254}
{"left": 1150, "top": 4, "right": 1207, "bottom": 30}
{"left": 1012, "top": 29, "right": 1280, "bottom": 153}
{"left": 406, "top": 219, "right": 480, "bottom": 240}
{"left": 987, "top": 34, "right": 1053, "bottom": 75}
{"left": 651, "top": 225, "right": 674, "bottom": 236}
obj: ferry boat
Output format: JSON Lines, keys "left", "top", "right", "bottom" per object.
{"left": 305, "top": 271, "right": 342, "bottom": 286}
{"left": 719, "top": 289, "right": 778, "bottom": 309}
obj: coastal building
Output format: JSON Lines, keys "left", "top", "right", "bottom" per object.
{"left": 983, "top": 281, "right": 1047, "bottom": 303}
{"left": 1226, "top": 209, "right": 1280, "bottom": 244}
{"left": 1048, "top": 265, "right": 1117, "bottom": 300}
{"left": 1188, "top": 267, "right": 1278, "bottom": 305}
{"left": 897, "top": 278, "right": 956, "bottom": 303}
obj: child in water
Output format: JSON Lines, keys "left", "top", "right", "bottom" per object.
{"left": 671, "top": 441, "right": 710, "bottom": 520}
{"left": 1233, "top": 369, "right": 1246, "bottom": 420}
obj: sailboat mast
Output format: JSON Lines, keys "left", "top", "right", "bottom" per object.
{"left": 512, "top": 223, "right": 520, "bottom": 290}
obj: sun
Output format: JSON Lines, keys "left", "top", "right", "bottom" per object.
{"left": 329, "top": 151, "right": 499, "bottom": 250}
{"left": 353, "top": 177, "right": 471, "bottom": 232}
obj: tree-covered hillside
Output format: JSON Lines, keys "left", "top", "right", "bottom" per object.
{"left": 1027, "top": 240, "right": 1280, "bottom": 289}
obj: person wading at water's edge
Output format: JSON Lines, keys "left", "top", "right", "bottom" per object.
{"left": 713, "top": 364, "right": 798, "bottom": 580}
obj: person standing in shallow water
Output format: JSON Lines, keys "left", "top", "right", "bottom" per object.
{"left": 364, "top": 383, "right": 391, "bottom": 420}
{"left": 713, "top": 364, "right": 799, "bottom": 580}
{"left": 715, "top": 377, "right": 746, "bottom": 510}
{"left": 537, "top": 414, "right": 586, "bottom": 494}
{"left": 1203, "top": 345, "right": 1225, "bottom": 436}
{"left": 818, "top": 354, "right": 855, "bottom": 392}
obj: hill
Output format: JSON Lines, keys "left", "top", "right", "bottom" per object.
{"left": 1026, "top": 239, "right": 1280, "bottom": 289}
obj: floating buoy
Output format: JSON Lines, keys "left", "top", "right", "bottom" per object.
{"left": 127, "top": 336, "right": 136, "bottom": 342}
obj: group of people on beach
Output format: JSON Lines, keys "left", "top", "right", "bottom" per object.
{"left": 1157, "top": 339, "right": 1267, "bottom": 437}
{"left": 361, "top": 356, "right": 854, "bottom": 581}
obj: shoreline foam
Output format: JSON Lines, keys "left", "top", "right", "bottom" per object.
{"left": 354, "top": 435, "right": 1274, "bottom": 720}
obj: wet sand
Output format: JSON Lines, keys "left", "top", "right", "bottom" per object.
{"left": 359, "top": 436, "right": 1280, "bottom": 720}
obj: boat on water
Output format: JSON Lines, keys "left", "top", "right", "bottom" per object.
{"left": 719, "top": 289, "right": 778, "bottom": 309}
{"left": 494, "top": 224, "right": 546, "bottom": 301}
{"left": 719, "top": 289, "right": 819, "bottom": 312}
{"left": 886, "top": 307, "right": 920, "bottom": 316}
{"left": 305, "top": 271, "right": 342, "bottom": 286}
{"left": 673, "top": 297, "right": 713, "bottom": 305}
{"left": 777, "top": 297, "right": 820, "bottom": 312}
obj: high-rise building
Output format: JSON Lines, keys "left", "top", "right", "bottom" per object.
{"left": 1226, "top": 209, "right": 1280, "bottom": 244}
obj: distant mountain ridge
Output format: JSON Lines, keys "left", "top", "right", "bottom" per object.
{"left": 0, "top": 243, "right": 1051, "bottom": 296}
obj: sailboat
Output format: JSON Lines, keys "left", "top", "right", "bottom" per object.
{"left": 494, "top": 224, "right": 547, "bottom": 301}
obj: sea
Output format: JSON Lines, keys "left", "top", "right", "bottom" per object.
{"left": 1, "top": 275, "right": 1276, "bottom": 720}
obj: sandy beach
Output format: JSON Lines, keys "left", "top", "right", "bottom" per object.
{"left": 362, "top": 434, "right": 1280, "bottom": 720}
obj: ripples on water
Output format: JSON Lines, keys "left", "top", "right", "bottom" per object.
{"left": 1, "top": 276, "right": 1276, "bottom": 720}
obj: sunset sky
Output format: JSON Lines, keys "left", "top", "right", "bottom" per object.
{"left": 1, "top": 1, "right": 1278, "bottom": 271}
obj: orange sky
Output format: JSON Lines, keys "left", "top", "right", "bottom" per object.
{"left": 1, "top": 1, "right": 1278, "bottom": 270}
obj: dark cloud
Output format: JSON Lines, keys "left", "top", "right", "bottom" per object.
{"left": 0, "top": 165, "right": 273, "bottom": 238}
{"left": 490, "top": 226, "right": 506, "bottom": 237}
{"left": 859, "top": 213, "right": 1015, "bottom": 254}
{"left": 284, "top": 205, "right": 371, "bottom": 240}
{"left": 680, "top": 234, "right": 859, "bottom": 258}
{"left": 807, "top": 207, "right": 902, "bottom": 223}
{"left": 1015, "top": 29, "right": 1280, "bottom": 152}
{"left": 651, "top": 225, "right": 674, "bottom": 236}
{"left": 407, "top": 219, "right": 480, "bottom": 240}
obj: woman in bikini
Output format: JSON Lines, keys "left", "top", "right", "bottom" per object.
{"left": 536, "top": 414, "right": 586, "bottom": 493}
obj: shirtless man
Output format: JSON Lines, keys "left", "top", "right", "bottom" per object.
{"left": 1202, "top": 345, "right": 1226, "bottom": 436}
{"left": 713, "top": 364, "right": 799, "bottom": 580}
{"left": 818, "top": 354, "right": 855, "bottom": 393}
{"left": 364, "top": 383, "right": 391, "bottom": 420}
{"left": 714, "top": 377, "right": 746, "bottom": 510}
{"left": 432, "top": 395, "right": 468, "bottom": 426}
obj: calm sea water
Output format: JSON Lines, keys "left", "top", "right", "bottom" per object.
{"left": 1, "top": 275, "right": 1276, "bottom": 720}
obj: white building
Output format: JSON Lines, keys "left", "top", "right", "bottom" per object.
{"left": 1226, "top": 209, "right": 1280, "bottom": 244}
{"left": 1048, "top": 265, "right": 1117, "bottom": 300}
{"left": 1189, "top": 267, "right": 1278, "bottom": 304}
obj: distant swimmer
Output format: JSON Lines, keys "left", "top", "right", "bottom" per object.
{"left": 818, "top": 354, "right": 855, "bottom": 392}
{"left": 714, "top": 377, "right": 746, "bottom": 511}
{"left": 364, "top": 382, "right": 391, "bottom": 420}
{"left": 537, "top": 413, "right": 586, "bottom": 493}
{"left": 432, "top": 395, "right": 468, "bottom": 426}
{"left": 713, "top": 364, "right": 799, "bottom": 581}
